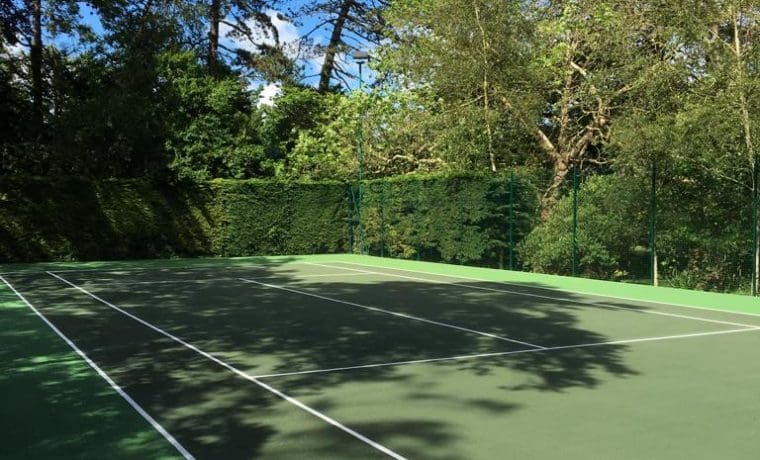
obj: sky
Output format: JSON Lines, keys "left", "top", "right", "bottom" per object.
{"left": 51, "top": 2, "right": 375, "bottom": 106}
{"left": 218, "top": 7, "right": 376, "bottom": 104}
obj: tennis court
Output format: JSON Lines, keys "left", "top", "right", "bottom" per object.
{"left": 3, "top": 254, "right": 760, "bottom": 459}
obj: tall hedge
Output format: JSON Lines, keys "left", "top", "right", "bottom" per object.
{"left": 0, "top": 177, "right": 349, "bottom": 262}
{"left": 0, "top": 173, "right": 538, "bottom": 264}
{"left": 0, "top": 177, "right": 214, "bottom": 262}
{"left": 356, "top": 171, "right": 540, "bottom": 267}
{"left": 209, "top": 179, "right": 349, "bottom": 256}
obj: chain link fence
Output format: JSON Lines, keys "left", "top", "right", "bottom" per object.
{"left": 349, "top": 166, "right": 757, "bottom": 295}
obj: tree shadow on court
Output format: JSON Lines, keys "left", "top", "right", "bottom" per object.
{"left": 0, "top": 289, "right": 183, "bottom": 459}
{"left": 3, "top": 261, "right": 652, "bottom": 459}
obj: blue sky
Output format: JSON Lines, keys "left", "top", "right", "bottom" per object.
{"left": 54, "top": 1, "right": 374, "bottom": 101}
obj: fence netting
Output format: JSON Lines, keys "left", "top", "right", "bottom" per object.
{"left": 349, "top": 167, "right": 757, "bottom": 295}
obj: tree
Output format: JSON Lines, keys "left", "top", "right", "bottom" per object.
{"left": 287, "top": 0, "right": 388, "bottom": 92}
{"left": 280, "top": 85, "right": 447, "bottom": 179}
{"left": 202, "top": 0, "right": 298, "bottom": 82}
{"left": 29, "top": 0, "right": 42, "bottom": 130}
{"left": 4, "top": 0, "right": 81, "bottom": 134}
{"left": 0, "top": 1, "right": 27, "bottom": 46}
{"left": 382, "top": 0, "right": 680, "bottom": 218}
{"left": 162, "top": 51, "right": 265, "bottom": 180}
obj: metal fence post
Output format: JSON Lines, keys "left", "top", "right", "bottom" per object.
{"left": 572, "top": 164, "right": 579, "bottom": 277}
{"left": 380, "top": 181, "right": 386, "bottom": 258}
{"left": 650, "top": 161, "right": 658, "bottom": 286}
{"left": 347, "top": 185, "right": 355, "bottom": 253}
{"left": 753, "top": 156, "right": 758, "bottom": 296}
{"left": 508, "top": 172, "right": 515, "bottom": 270}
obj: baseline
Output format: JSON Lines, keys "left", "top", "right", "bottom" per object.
{"left": 309, "top": 262, "right": 760, "bottom": 329}
{"left": 78, "top": 272, "right": 373, "bottom": 287}
{"left": 237, "top": 277, "right": 546, "bottom": 349}
{"left": 0, "top": 275, "right": 194, "bottom": 460}
{"left": 254, "top": 326, "right": 760, "bottom": 379}
{"left": 46, "top": 271, "right": 406, "bottom": 460}
{"left": 2, "top": 260, "right": 328, "bottom": 276}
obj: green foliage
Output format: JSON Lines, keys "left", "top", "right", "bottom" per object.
{"left": 655, "top": 160, "right": 753, "bottom": 293}
{"left": 0, "top": 177, "right": 349, "bottom": 262}
{"left": 519, "top": 174, "right": 650, "bottom": 280}
{"left": 358, "top": 171, "right": 540, "bottom": 267}
{"left": 258, "top": 85, "right": 341, "bottom": 177}
{"left": 209, "top": 179, "right": 349, "bottom": 256}
{"left": 284, "top": 86, "right": 465, "bottom": 179}
{"left": 519, "top": 169, "right": 753, "bottom": 292}
{"left": 161, "top": 52, "right": 266, "bottom": 180}
{"left": 0, "top": 176, "right": 213, "bottom": 261}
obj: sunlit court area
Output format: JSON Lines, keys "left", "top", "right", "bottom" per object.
{"left": 3, "top": 255, "right": 760, "bottom": 459}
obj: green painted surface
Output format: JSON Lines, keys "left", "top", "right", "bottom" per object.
{"left": 336, "top": 254, "right": 760, "bottom": 316}
{"left": 2, "top": 255, "right": 760, "bottom": 458}
{"left": 0, "top": 286, "right": 181, "bottom": 460}
{"left": 271, "top": 331, "right": 760, "bottom": 459}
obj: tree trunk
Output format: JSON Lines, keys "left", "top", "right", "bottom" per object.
{"left": 30, "top": 0, "right": 43, "bottom": 132}
{"left": 318, "top": 0, "right": 352, "bottom": 93}
{"left": 540, "top": 157, "right": 571, "bottom": 221}
{"left": 208, "top": 0, "right": 220, "bottom": 76}
{"left": 473, "top": 3, "right": 496, "bottom": 172}
{"left": 481, "top": 60, "right": 495, "bottom": 172}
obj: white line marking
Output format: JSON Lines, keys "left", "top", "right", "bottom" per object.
{"left": 237, "top": 277, "right": 546, "bottom": 350}
{"left": 336, "top": 260, "right": 760, "bottom": 319}
{"left": 81, "top": 277, "right": 239, "bottom": 286}
{"left": 47, "top": 271, "right": 406, "bottom": 460}
{"left": 0, "top": 275, "right": 195, "bottom": 460}
{"left": 6, "top": 260, "right": 322, "bottom": 275}
{"left": 254, "top": 326, "right": 760, "bottom": 379}
{"left": 79, "top": 272, "right": 373, "bottom": 287}
{"left": 311, "top": 262, "right": 760, "bottom": 330}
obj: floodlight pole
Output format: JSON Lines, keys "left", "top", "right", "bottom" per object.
{"left": 572, "top": 164, "right": 579, "bottom": 277}
{"left": 753, "top": 153, "right": 758, "bottom": 296}
{"left": 353, "top": 51, "right": 369, "bottom": 255}
{"left": 650, "top": 160, "right": 658, "bottom": 287}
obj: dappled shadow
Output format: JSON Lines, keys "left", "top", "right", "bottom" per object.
{"left": 0, "top": 178, "right": 216, "bottom": 264}
{"left": 1, "top": 259, "right": 663, "bottom": 458}
{"left": 0, "top": 291, "right": 180, "bottom": 459}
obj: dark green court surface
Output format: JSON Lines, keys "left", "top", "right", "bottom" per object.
{"left": 2, "top": 254, "right": 760, "bottom": 459}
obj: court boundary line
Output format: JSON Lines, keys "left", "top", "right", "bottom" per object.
{"left": 253, "top": 326, "right": 760, "bottom": 379}
{"left": 78, "top": 272, "right": 373, "bottom": 287}
{"left": 309, "top": 262, "right": 760, "bottom": 329}
{"left": 237, "top": 277, "right": 546, "bottom": 350}
{"left": 1, "top": 260, "right": 324, "bottom": 276}
{"left": 46, "top": 271, "right": 407, "bottom": 460}
{"left": 0, "top": 275, "right": 195, "bottom": 460}
{"left": 333, "top": 260, "right": 760, "bottom": 319}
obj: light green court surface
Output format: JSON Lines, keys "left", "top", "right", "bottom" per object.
{"left": 2, "top": 254, "right": 760, "bottom": 459}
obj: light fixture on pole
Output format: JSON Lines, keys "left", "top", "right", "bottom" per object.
{"left": 351, "top": 50, "right": 370, "bottom": 255}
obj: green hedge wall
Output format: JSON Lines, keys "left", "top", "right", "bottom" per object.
{"left": 0, "top": 177, "right": 350, "bottom": 262}
{"left": 210, "top": 179, "right": 349, "bottom": 256}
{"left": 356, "top": 171, "right": 540, "bottom": 268}
{"left": 0, "top": 172, "right": 538, "bottom": 264}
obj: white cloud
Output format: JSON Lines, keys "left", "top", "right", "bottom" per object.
{"left": 4, "top": 42, "right": 26, "bottom": 57}
{"left": 220, "top": 9, "right": 300, "bottom": 58}
{"left": 270, "top": 11, "right": 300, "bottom": 46}
{"left": 257, "top": 82, "right": 282, "bottom": 107}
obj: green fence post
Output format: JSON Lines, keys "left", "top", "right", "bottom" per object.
{"left": 380, "top": 181, "right": 386, "bottom": 258}
{"left": 650, "top": 161, "right": 658, "bottom": 286}
{"left": 355, "top": 61, "right": 366, "bottom": 255}
{"left": 416, "top": 180, "right": 421, "bottom": 261}
{"left": 508, "top": 172, "right": 515, "bottom": 270}
{"left": 753, "top": 156, "right": 758, "bottom": 296}
{"left": 347, "top": 185, "right": 355, "bottom": 253}
{"left": 572, "top": 164, "right": 579, "bottom": 277}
